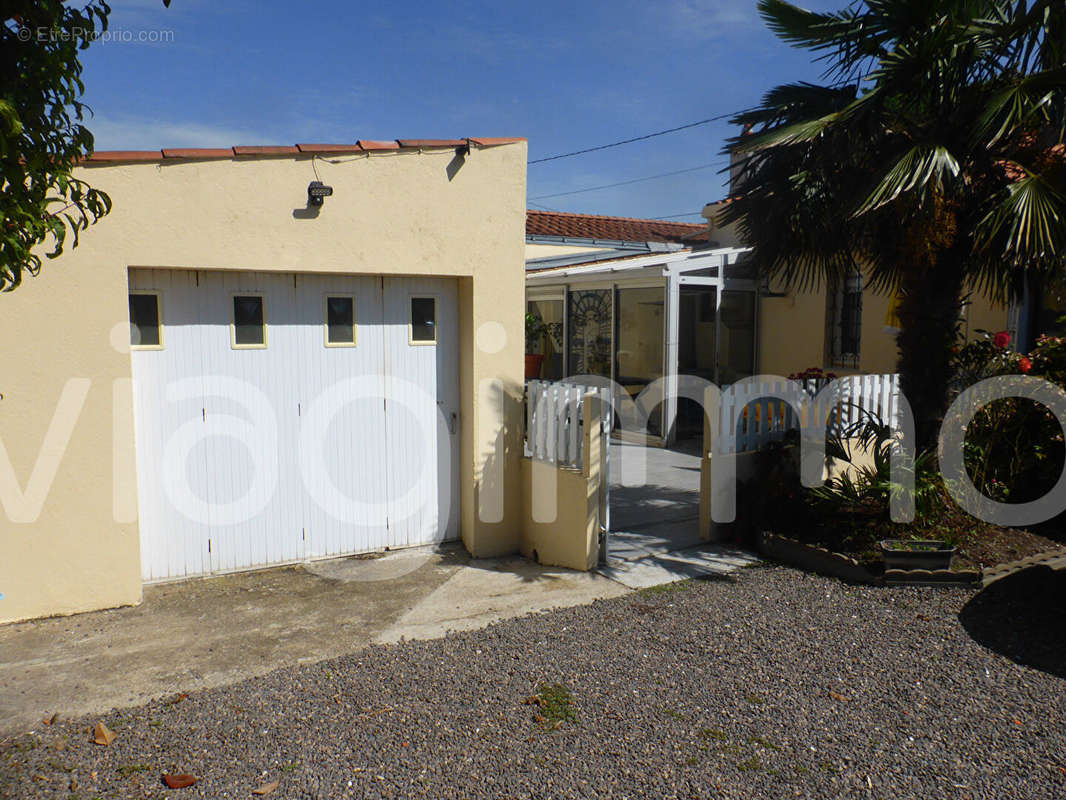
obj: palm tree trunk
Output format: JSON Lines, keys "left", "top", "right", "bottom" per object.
{"left": 895, "top": 252, "right": 966, "bottom": 452}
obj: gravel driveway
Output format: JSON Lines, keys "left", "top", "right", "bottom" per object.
{"left": 1, "top": 565, "right": 1063, "bottom": 799}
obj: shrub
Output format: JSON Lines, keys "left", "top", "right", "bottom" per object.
{"left": 952, "top": 331, "right": 1065, "bottom": 504}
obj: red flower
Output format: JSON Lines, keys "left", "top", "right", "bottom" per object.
{"left": 1019, "top": 356, "right": 1032, "bottom": 373}
{"left": 993, "top": 331, "right": 1011, "bottom": 349}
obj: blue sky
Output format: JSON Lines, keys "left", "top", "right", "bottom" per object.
{"left": 82, "top": 0, "right": 841, "bottom": 221}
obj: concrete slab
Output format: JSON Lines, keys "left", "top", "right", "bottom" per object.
{"left": 598, "top": 545, "right": 760, "bottom": 589}
{"left": 607, "top": 439, "right": 704, "bottom": 558}
{"left": 599, "top": 440, "right": 759, "bottom": 589}
{"left": 377, "top": 556, "right": 627, "bottom": 643}
{"left": 0, "top": 545, "right": 627, "bottom": 739}
{"left": 608, "top": 520, "right": 703, "bottom": 561}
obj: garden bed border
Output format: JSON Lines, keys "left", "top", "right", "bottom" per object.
{"left": 757, "top": 531, "right": 982, "bottom": 587}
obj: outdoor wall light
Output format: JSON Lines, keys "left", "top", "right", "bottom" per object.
{"left": 307, "top": 181, "right": 334, "bottom": 207}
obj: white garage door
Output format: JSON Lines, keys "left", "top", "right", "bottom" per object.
{"left": 128, "top": 268, "right": 460, "bottom": 582}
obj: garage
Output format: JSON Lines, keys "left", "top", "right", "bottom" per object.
{"left": 128, "top": 268, "right": 461, "bottom": 582}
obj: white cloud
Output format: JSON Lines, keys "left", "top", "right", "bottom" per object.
{"left": 667, "top": 0, "right": 761, "bottom": 39}
{"left": 86, "top": 114, "right": 279, "bottom": 150}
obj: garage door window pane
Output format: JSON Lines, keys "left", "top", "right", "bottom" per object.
{"left": 129, "top": 293, "right": 161, "bottom": 348}
{"left": 411, "top": 297, "right": 436, "bottom": 343}
{"left": 326, "top": 296, "right": 356, "bottom": 345}
{"left": 233, "top": 295, "right": 266, "bottom": 347}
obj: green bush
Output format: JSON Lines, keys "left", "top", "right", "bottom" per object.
{"left": 952, "top": 331, "right": 1065, "bottom": 504}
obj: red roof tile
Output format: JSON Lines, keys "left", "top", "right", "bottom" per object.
{"left": 396, "top": 139, "right": 467, "bottom": 148}
{"left": 233, "top": 145, "right": 299, "bottom": 156}
{"left": 296, "top": 143, "right": 363, "bottom": 154}
{"left": 1002, "top": 143, "right": 1065, "bottom": 182}
{"left": 161, "top": 148, "right": 234, "bottom": 159}
{"left": 356, "top": 140, "right": 400, "bottom": 151}
{"left": 526, "top": 210, "right": 708, "bottom": 244}
{"left": 81, "top": 137, "right": 524, "bottom": 164}
{"left": 85, "top": 150, "right": 163, "bottom": 162}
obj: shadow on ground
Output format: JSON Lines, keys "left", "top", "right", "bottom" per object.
{"left": 959, "top": 565, "right": 1066, "bottom": 679}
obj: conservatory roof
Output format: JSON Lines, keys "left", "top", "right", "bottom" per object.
{"left": 525, "top": 246, "right": 751, "bottom": 284}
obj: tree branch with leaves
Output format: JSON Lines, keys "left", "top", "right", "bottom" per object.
{"left": 1, "top": 1, "right": 117, "bottom": 291}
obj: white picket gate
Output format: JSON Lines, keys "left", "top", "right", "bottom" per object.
{"left": 719, "top": 374, "right": 901, "bottom": 454}
{"left": 524, "top": 380, "right": 611, "bottom": 469}
{"left": 525, "top": 380, "right": 613, "bottom": 561}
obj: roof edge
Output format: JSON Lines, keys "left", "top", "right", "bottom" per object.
{"left": 83, "top": 137, "right": 526, "bottom": 164}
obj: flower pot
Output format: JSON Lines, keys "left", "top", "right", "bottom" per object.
{"left": 525, "top": 353, "right": 545, "bottom": 379}
{"left": 879, "top": 539, "right": 956, "bottom": 571}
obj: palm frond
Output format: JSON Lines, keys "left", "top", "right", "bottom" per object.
{"left": 758, "top": 0, "right": 886, "bottom": 81}
{"left": 974, "top": 66, "right": 1066, "bottom": 147}
{"left": 854, "top": 144, "right": 961, "bottom": 216}
{"left": 733, "top": 89, "right": 876, "bottom": 154}
{"left": 977, "top": 169, "right": 1066, "bottom": 261}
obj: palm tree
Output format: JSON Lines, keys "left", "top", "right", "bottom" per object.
{"left": 719, "top": 0, "right": 1066, "bottom": 449}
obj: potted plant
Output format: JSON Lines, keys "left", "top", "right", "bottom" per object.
{"left": 879, "top": 539, "right": 957, "bottom": 571}
{"left": 525, "top": 312, "right": 547, "bottom": 379}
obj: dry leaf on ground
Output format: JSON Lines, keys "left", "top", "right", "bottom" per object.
{"left": 92, "top": 723, "right": 115, "bottom": 746}
{"left": 252, "top": 780, "right": 279, "bottom": 795}
{"left": 163, "top": 773, "right": 197, "bottom": 789}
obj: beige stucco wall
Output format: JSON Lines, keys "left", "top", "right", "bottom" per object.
{"left": 0, "top": 142, "right": 527, "bottom": 623}
{"left": 702, "top": 203, "right": 744, "bottom": 248}
{"left": 758, "top": 281, "right": 1010, "bottom": 378}
{"left": 964, "top": 291, "right": 1010, "bottom": 342}
{"left": 519, "top": 397, "right": 603, "bottom": 571}
{"left": 758, "top": 285, "right": 829, "bottom": 376}
{"left": 520, "top": 459, "right": 600, "bottom": 571}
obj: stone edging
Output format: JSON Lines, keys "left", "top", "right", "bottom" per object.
{"left": 757, "top": 531, "right": 877, "bottom": 585}
{"left": 981, "top": 547, "right": 1066, "bottom": 586}
{"left": 757, "top": 531, "right": 982, "bottom": 587}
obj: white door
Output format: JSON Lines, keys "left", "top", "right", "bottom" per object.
{"left": 383, "top": 277, "right": 461, "bottom": 547}
{"left": 129, "top": 269, "right": 212, "bottom": 580}
{"left": 294, "top": 274, "right": 390, "bottom": 560}
{"left": 129, "top": 269, "right": 460, "bottom": 582}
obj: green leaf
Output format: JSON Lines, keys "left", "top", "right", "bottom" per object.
{"left": 978, "top": 170, "right": 1066, "bottom": 259}
{"left": 855, "top": 144, "right": 961, "bottom": 215}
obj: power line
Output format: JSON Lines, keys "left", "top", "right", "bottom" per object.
{"left": 649, "top": 212, "right": 706, "bottom": 220}
{"left": 528, "top": 114, "right": 733, "bottom": 165}
{"left": 527, "top": 201, "right": 563, "bottom": 212}
{"left": 528, "top": 161, "right": 727, "bottom": 201}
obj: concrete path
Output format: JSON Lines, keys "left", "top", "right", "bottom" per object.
{"left": 601, "top": 439, "right": 760, "bottom": 588}
{"left": 607, "top": 439, "right": 704, "bottom": 559}
{"left": 598, "top": 545, "right": 760, "bottom": 589}
{"left": 0, "top": 545, "right": 627, "bottom": 739}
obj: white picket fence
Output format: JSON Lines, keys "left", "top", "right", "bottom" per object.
{"left": 526, "top": 374, "right": 901, "bottom": 459}
{"left": 720, "top": 373, "right": 901, "bottom": 454}
{"left": 525, "top": 380, "right": 611, "bottom": 468}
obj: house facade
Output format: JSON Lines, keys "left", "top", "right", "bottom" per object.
{"left": 1, "top": 137, "right": 527, "bottom": 624}
{"left": 701, "top": 200, "right": 1011, "bottom": 375}
{"left": 524, "top": 208, "right": 1011, "bottom": 445}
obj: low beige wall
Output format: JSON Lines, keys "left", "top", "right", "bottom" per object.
{"left": 699, "top": 450, "right": 762, "bottom": 542}
{"left": 519, "top": 397, "right": 603, "bottom": 571}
